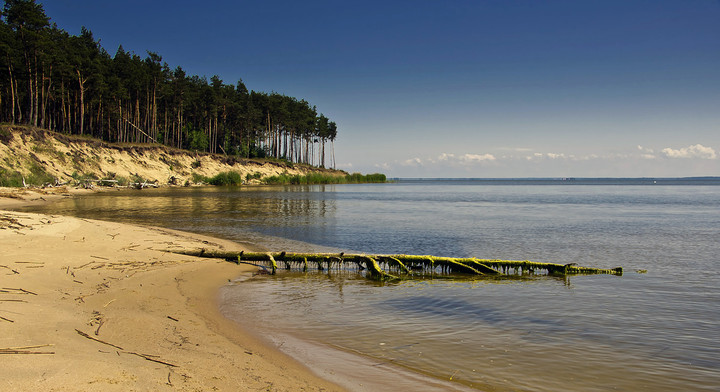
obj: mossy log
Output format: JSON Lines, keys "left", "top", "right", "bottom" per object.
{"left": 169, "top": 249, "right": 622, "bottom": 280}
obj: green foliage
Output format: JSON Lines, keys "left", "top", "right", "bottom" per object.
{"left": 191, "top": 173, "right": 210, "bottom": 184}
{"left": 0, "top": 127, "right": 12, "bottom": 143}
{"left": 245, "top": 172, "right": 262, "bottom": 181}
{"left": 346, "top": 172, "right": 386, "bottom": 183}
{"left": 7, "top": 163, "right": 55, "bottom": 186}
{"left": 102, "top": 172, "right": 128, "bottom": 186}
{"left": 188, "top": 127, "right": 209, "bottom": 152}
{"left": 113, "top": 175, "right": 129, "bottom": 186}
{"left": 71, "top": 171, "right": 98, "bottom": 182}
{"left": 191, "top": 159, "right": 201, "bottom": 169}
{"left": 191, "top": 171, "right": 243, "bottom": 186}
{"left": 129, "top": 173, "right": 149, "bottom": 184}
{"left": 208, "top": 171, "right": 243, "bottom": 186}
{"left": 263, "top": 172, "right": 387, "bottom": 185}
{"left": 0, "top": 168, "right": 24, "bottom": 187}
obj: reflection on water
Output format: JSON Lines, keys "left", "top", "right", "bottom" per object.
{"left": 19, "top": 186, "right": 342, "bottom": 252}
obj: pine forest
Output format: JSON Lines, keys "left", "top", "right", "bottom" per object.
{"left": 0, "top": 0, "right": 339, "bottom": 167}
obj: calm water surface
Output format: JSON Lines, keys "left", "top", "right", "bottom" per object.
{"left": 20, "top": 179, "right": 720, "bottom": 391}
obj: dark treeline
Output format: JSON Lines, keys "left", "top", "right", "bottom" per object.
{"left": 0, "top": 0, "right": 338, "bottom": 167}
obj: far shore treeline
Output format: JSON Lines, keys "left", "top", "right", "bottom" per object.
{"left": 0, "top": 0, "right": 339, "bottom": 168}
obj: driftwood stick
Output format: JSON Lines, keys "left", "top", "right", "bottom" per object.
{"left": 75, "top": 329, "right": 124, "bottom": 350}
{"left": 0, "top": 350, "right": 55, "bottom": 354}
{"left": 95, "top": 320, "right": 105, "bottom": 336}
{"left": 0, "top": 265, "right": 20, "bottom": 274}
{"left": 1, "top": 287, "right": 37, "bottom": 295}
{"left": 124, "top": 351, "right": 178, "bottom": 367}
{"left": 3, "top": 344, "right": 54, "bottom": 350}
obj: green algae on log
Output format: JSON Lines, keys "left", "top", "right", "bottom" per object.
{"left": 169, "top": 249, "right": 623, "bottom": 280}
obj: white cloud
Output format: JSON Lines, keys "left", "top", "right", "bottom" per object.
{"left": 431, "top": 152, "right": 496, "bottom": 165}
{"left": 401, "top": 157, "right": 423, "bottom": 166}
{"left": 661, "top": 144, "right": 717, "bottom": 159}
{"left": 459, "top": 153, "right": 496, "bottom": 162}
{"left": 637, "top": 145, "right": 656, "bottom": 159}
{"left": 436, "top": 153, "right": 455, "bottom": 162}
{"left": 526, "top": 152, "right": 566, "bottom": 160}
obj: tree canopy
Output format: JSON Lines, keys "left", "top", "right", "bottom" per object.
{"left": 0, "top": 0, "right": 338, "bottom": 167}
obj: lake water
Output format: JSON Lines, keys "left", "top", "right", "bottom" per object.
{"left": 19, "top": 179, "right": 720, "bottom": 391}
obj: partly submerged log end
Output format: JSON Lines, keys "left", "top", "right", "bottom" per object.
{"left": 166, "top": 249, "right": 623, "bottom": 280}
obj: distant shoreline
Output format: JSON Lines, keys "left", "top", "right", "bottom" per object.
{"left": 390, "top": 177, "right": 720, "bottom": 185}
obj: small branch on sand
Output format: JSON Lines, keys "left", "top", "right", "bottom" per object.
{"left": 124, "top": 351, "right": 178, "bottom": 367}
{"left": 167, "top": 316, "right": 179, "bottom": 322}
{"left": 0, "top": 349, "right": 55, "bottom": 354}
{"left": 74, "top": 329, "right": 177, "bottom": 366}
{"left": 94, "top": 320, "right": 105, "bottom": 336}
{"left": 0, "top": 315, "right": 14, "bottom": 322}
{"left": 0, "top": 265, "right": 20, "bottom": 274}
{"left": 1, "top": 287, "right": 37, "bottom": 295}
{"left": 75, "top": 329, "right": 124, "bottom": 350}
{"left": 0, "top": 344, "right": 55, "bottom": 354}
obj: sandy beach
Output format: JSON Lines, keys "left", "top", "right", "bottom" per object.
{"left": 0, "top": 188, "right": 345, "bottom": 391}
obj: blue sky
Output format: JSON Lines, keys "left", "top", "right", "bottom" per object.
{"left": 42, "top": 0, "right": 720, "bottom": 177}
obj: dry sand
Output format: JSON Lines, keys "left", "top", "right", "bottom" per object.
{"left": 0, "top": 197, "right": 345, "bottom": 391}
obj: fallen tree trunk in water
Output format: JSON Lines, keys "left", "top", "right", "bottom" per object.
{"left": 168, "top": 249, "right": 623, "bottom": 280}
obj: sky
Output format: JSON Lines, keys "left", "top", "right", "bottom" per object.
{"left": 41, "top": 0, "right": 720, "bottom": 178}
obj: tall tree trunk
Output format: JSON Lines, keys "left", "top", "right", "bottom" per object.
{"left": 26, "top": 60, "right": 34, "bottom": 125}
{"left": 32, "top": 53, "right": 39, "bottom": 127}
{"left": 7, "top": 61, "right": 17, "bottom": 124}
{"left": 321, "top": 138, "right": 326, "bottom": 168}
{"left": 152, "top": 80, "right": 157, "bottom": 142}
{"left": 76, "top": 69, "right": 87, "bottom": 135}
{"left": 134, "top": 96, "right": 140, "bottom": 142}
{"left": 331, "top": 140, "right": 336, "bottom": 169}
{"left": 14, "top": 77, "right": 22, "bottom": 123}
